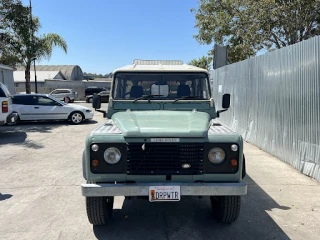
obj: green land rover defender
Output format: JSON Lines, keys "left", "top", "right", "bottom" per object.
{"left": 81, "top": 60, "right": 247, "bottom": 225}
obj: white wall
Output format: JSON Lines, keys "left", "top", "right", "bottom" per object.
{"left": 0, "top": 66, "right": 14, "bottom": 94}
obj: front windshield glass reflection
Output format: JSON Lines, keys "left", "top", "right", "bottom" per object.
{"left": 113, "top": 72, "right": 210, "bottom": 100}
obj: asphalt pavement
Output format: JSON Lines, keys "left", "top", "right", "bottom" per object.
{"left": 0, "top": 102, "right": 319, "bottom": 240}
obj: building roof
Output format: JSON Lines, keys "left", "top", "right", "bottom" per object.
{"left": 114, "top": 60, "right": 208, "bottom": 73}
{"left": 13, "top": 71, "right": 64, "bottom": 82}
{"left": 0, "top": 64, "right": 15, "bottom": 71}
{"left": 15, "top": 65, "right": 83, "bottom": 80}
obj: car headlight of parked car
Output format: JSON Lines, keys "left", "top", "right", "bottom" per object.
{"left": 208, "top": 147, "right": 226, "bottom": 164}
{"left": 104, "top": 147, "right": 121, "bottom": 164}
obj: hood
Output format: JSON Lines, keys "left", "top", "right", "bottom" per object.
{"left": 112, "top": 110, "right": 211, "bottom": 138}
{"left": 65, "top": 103, "right": 90, "bottom": 111}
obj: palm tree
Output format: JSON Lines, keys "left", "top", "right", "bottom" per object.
{"left": 0, "top": 0, "right": 68, "bottom": 93}
{"left": 25, "top": 33, "right": 67, "bottom": 93}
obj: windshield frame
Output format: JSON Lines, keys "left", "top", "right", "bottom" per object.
{"left": 112, "top": 71, "right": 211, "bottom": 101}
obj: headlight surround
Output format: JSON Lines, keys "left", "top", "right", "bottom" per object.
{"left": 208, "top": 147, "right": 226, "bottom": 164}
{"left": 104, "top": 147, "right": 121, "bottom": 164}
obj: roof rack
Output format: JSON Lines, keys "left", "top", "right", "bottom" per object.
{"left": 133, "top": 60, "right": 184, "bottom": 65}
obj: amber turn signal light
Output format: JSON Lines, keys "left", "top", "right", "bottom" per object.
{"left": 230, "top": 159, "right": 238, "bottom": 167}
{"left": 92, "top": 160, "right": 99, "bottom": 167}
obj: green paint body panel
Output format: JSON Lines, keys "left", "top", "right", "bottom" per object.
{"left": 112, "top": 110, "right": 210, "bottom": 138}
{"left": 84, "top": 118, "right": 244, "bottom": 183}
{"left": 83, "top": 70, "right": 245, "bottom": 188}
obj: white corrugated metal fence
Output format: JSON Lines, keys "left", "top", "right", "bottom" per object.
{"left": 211, "top": 36, "right": 320, "bottom": 181}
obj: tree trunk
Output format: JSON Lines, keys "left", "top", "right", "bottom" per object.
{"left": 25, "top": 63, "right": 31, "bottom": 94}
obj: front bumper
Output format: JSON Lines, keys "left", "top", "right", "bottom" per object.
{"left": 84, "top": 111, "right": 94, "bottom": 120}
{"left": 81, "top": 181, "right": 247, "bottom": 197}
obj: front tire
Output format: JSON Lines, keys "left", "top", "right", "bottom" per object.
{"left": 210, "top": 196, "right": 241, "bottom": 223}
{"left": 86, "top": 197, "right": 114, "bottom": 226}
{"left": 69, "top": 111, "right": 84, "bottom": 124}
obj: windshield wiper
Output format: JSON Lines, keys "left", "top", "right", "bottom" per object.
{"left": 173, "top": 96, "right": 202, "bottom": 103}
{"left": 133, "top": 94, "right": 164, "bottom": 103}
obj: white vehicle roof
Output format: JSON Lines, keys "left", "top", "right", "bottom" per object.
{"left": 113, "top": 60, "right": 208, "bottom": 74}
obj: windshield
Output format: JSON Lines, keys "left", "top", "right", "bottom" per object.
{"left": 113, "top": 72, "right": 210, "bottom": 100}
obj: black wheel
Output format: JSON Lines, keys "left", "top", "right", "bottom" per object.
{"left": 69, "top": 111, "right": 84, "bottom": 124}
{"left": 210, "top": 196, "right": 241, "bottom": 223}
{"left": 88, "top": 97, "right": 93, "bottom": 103}
{"left": 86, "top": 197, "right": 114, "bottom": 226}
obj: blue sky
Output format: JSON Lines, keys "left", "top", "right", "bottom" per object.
{"left": 21, "top": 0, "right": 213, "bottom": 75}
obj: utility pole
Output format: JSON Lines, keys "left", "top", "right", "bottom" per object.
{"left": 29, "top": 0, "right": 38, "bottom": 93}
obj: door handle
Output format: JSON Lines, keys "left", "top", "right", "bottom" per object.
{"left": 34, "top": 107, "right": 39, "bottom": 109}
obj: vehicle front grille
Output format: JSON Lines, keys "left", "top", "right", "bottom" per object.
{"left": 127, "top": 143, "right": 204, "bottom": 175}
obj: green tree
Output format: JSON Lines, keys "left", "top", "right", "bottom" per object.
{"left": 192, "top": 0, "right": 320, "bottom": 63}
{"left": 0, "top": 0, "right": 67, "bottom": 93}
{"left": 188, "top": 56, "right": 213, "bottom": 70}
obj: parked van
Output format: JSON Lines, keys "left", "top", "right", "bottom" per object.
{"left": 0, "top": 82, "right": 18, "bottom": 125}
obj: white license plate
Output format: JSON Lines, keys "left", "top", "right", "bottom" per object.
{"left": 149, "top": 186, "right": 180, "bottom": 202}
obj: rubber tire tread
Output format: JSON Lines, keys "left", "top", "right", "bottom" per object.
{"left": 211, "top": 196, "right": 241, "bottom": 224}
{"left": 86, "top": 197, "right": 113, "bottom": 226}
{"left": 69, "top": 111, "right": 84, "bottom": 124}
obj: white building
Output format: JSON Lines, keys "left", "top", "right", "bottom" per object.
{"left": 0, "top": 64, "right": 15, "bottom": 94}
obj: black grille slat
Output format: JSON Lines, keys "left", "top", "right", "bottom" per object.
{"left": 127, "top": 143, "right": 204, "bottom": 175}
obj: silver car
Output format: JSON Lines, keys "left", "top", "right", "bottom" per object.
{"left": 49, "top": 89, "right": 78, "bottom": 103}
{"left": 12, "top": 94, "right": 93, "bottom": 124}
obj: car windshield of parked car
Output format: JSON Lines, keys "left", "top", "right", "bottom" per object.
{"left": 113, "top": 72, "right": 211, "bottom": 100}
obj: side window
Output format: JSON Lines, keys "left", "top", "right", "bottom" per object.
{"left": 51, "top": 90, "right": 58, "bottom": 94}
{"left": 12, "top": 96, "right": 23, "bottom": 104}
{"left": 36, "top": 96, "right": 57, "bottom": 106}
{"left": 0, "top": 88, "right": 6, "bottom": 97}
{"left": 13, "top": 96, "right": 34, "bottom": 105}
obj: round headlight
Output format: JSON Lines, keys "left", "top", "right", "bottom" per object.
{"left": 231, "top": 144, "right": 238, "bottom": 152}
{"left": 208, "top": 147, "right": 226, "bottom": 164}
{"left": 91, "top": 144, "right": 99, "bottom": 152}
{"left": 104, "top": 147, "right": 121, "bottom": 164}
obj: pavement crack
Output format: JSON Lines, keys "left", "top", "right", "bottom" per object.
{"left": 162, "top": 211, "right": 170, "bottom": 240}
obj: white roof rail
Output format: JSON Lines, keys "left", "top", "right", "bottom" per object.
{"left": 133, "top": 60, "right": 184, "bottom": 65}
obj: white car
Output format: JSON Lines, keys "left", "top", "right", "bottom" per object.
{"left": 0, "top": 82, "right": 18, "bottom": 125}
{"left": 49, "top": 89, "right": 78, "bottom": 103}
{"left": 12, "top": 94, "right": 93, "bottom": 124}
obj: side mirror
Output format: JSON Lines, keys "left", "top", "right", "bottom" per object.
{"left": 222, "top": 93, "right": 230, "bottom": 108}
{"left": 93, "top": 94, "right": 101, "bottom": 109}
{"left": 217, "top": 93, "right": 231, "bottom": 117}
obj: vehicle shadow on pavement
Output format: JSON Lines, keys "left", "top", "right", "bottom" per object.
{"left": 0, "top": 122, "right": 63, "bottom": 148}
{"left": 0, "top": 130, "right": 27, "bottom": 145}
{"left": 93, "top": 175, "right": 291, "bottom": 240}
{"left": 0, "top": 193, "right": 12, "bottom": 201}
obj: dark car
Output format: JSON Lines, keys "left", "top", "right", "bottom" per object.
{"left": 86, "top": 90, "right": 110, "bottom": 103}
{"left": 84, "top": 87, "right": 106, "bottom": 97}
